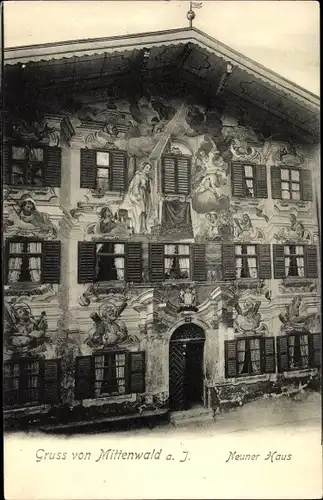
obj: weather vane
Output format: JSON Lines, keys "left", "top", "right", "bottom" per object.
{"left": 187, "top": 1, "right": 203, "bottom": 28}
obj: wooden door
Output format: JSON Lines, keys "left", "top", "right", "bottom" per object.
{"left": 169, "top": 342, "right": 186, "bottom": 411}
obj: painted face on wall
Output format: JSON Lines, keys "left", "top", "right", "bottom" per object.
{"left": 20, "top": 200, "right": 36, "bottom": 216}
{"left": 14, "top": 305, "right": 31, "bottom": 323}
{"left": 143, "top": 163, "right": 152, "bottom": 175}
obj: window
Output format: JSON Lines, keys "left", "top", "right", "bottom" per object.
{"left": 4, "top": 358, "right": 60, "bottom": 407}
{"left": 5, "top": 240, "right": 61, "bottom": 285}
{"left": 7, "top": 241, "right": 42, "bottom": 283}
{"left": 75, "top": 351, "right": 146, "bottom": 400}
{"left": 94, "top": 352, "right": 127, "bottom": 397}
{"left": 231, "top": 163, "right": 268, "bottom": 198}
{"left": 271, "top": 166, "right": 312, "bottom": 201}
{"left": 164, "top": 244, "right": 190, "bottom": 280}
{"left": 80, "top": 149, "right": 127, "bottom": 191}
{"left": 96, "top": 243, "right": 125, "bottom": 282}
{"left": 225, "top": 336, "right": 275, "bottom": 378}
{"left": 161, "top": 155, "right": 191, "bottom": 195}
{"left": 277, "top": 333, "right": 321, "bottom": 372}
{"left": 4, "top": 144, "right": 62, "bottom": 188}
{"left": 284, "top": 245, "right": 304, "bottom": 277}
{"left": 281, "top": 168, "right": 300, "bottom": 200}
{"left": 78, "top": 241, "right": 142, "bottom": 284}
{"left": 235, "top": 244, "right": 258, "bottom": 278}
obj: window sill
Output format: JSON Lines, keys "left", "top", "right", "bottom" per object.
{"left": 226, "top": 373, "right": 272, "bottom": 384}
{"left": 233, "top": 279, "right": 263, "bottom": 290}
{"left": 282, "top": 368, "right": 317, "bottom": 378}
{"left": 281, "top": 278, "right": 313, "bottom": 287}
{"left": 82, "top": 393, "right": 136, "bottom": 407}
{"left": 4, "top": 404, "right": 51, "bottom": 416}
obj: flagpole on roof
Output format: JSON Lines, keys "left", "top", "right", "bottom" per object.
{"left": 187, "top": 1, "right": 203, "bottom": 28}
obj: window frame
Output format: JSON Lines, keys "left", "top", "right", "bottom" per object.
{"left": 242, "top": 164, "right": 256, "bottom": 197}
{"left": 6, "top": 238, "right": 44, "bottom": 285}
{"left": 280, "top": 167, "right": 301, "bottom": 200}
{"left": 234, "top": 243, "right": 259, "bottom": 279}
{"left": 283, "top": 244, "right": 305, "bottom": 278}
{"left": 93, "top": 351, "right": 128, "bottom": 398}
{"left": 286, "top": 332, "right": 310, "bottom": 371}
{"left": 161, "top": 154, "right": 191, "bottom": 195}
{"left": 233, "top": 335, "right": 263, "bottom": 378}
{"left": 95, "top": 149, "right": 127, "bottom": 193}
{"left": 9, "top": 143, "right": 46, "bottom": 188}
{"left": 95, "top": 241, "right": 127, "bottom": 283}
{"left": 163, "top": 243, "right": 191, "bottom": 281}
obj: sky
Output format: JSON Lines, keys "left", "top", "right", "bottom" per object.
{"left": 3, "top": 1, "right": 320, "bottom": 95}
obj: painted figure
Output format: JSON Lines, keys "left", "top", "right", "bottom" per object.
{"left": 99, "top": 206, "right": 117, "bottom": 234}
{"left": 234, "top": 298, "right": 262, "bottom": 333}
{"left": 4, "top": 301, "right": 48, "bottom": 352}
{"left": 120, "top": 161, "right": 153, "bottom": 234}
{"left": 279, "top": 296, "right": 309, "bottom": 325}
{"left": 85, "top": 304, "right": 128, "bottom": 348}
{"left": 234, "top": 214, "right": 262, "bottom": 240}
{"left": 274, "top": 214, "right": 309, "bottom": 242}
{"left": 5, "top": 197, "right": 56, "bottom": 238}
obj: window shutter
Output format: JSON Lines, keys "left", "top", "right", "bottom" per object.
{"left": 78, "top": 242, "right": 96, "bottom": 284}
{"left": 162, "top": 156, "right": 176, "bottom": 193}
{"left": 75, "top": 356, "right": 94, "bottom": 400}
{"left": 149, "top": 243, "right": 164, "bottom": 282}
{"left": 273, "top": 244, "right": 285, "bottom": 279}
{"left": 231, "top": 164, "right": 246, "bottom": 197}
{"left": 4, "top": 240, "right": 9, "bottom": 285}
{"left": 222, "top": 244, "right": 236, "bottom": 280}
{"left": 3, "top": 142, "right": 10, "bottom": 184}
{"left": 262, "top": 337, "right": 276, "bottom": 373}
{"left": 42, "top": 359, "right": 61, "bottom": 404}
{"left": 255, "top": 165, "right": 268, "bottom": 198}
{"left": 44, "top": 146, "right": 62, "bottom": 187}
{"left": 42, "top": 241, "right": 61, "bottom": 284}
{"left": 271, "top": 166, "right": 282, "bottom": 199}
{"left": 177, "top": 157, "right": 190, "bottom": 195}
{"left": 126, "top": 242, "right": 142, "bottom": 282}
{"left": 257, "top": 244, "right": 272, "bottom": 279}
{"left": 300, "top": 169, "right": 313, "bottom": 201}
{"left": 309, "top": 333, "right": 321, "bottom": 368}
{"left": 225, "top": 340, "right": 237, "bottom": 378}
{"left": 111, "top": 151, "right": 127, "bottom": 191}
{"left": 277, "top": 335, "right": 289, "bottom": 373}
{"left": 192, "top": 243, "right": 206, "bottom": 281}
{"left": 128, "top": 351, "right": 146, "bottom": 393}
{"left": 80, "top": 149, "right": 97, "bottom": 189}
{"left": 305, "top": 245, "right": 318, "bottom": 278}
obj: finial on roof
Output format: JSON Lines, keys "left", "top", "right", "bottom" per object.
{"left": 187, "top": 1, "right": 203, "bottom": 28}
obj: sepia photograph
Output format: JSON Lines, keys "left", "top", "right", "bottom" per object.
{"left": 2, "top": 1, "right": 321, "bottom": 499}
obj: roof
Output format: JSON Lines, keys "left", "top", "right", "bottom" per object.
{"left": 4, "top": 27, "right": 320, "bottom": 141}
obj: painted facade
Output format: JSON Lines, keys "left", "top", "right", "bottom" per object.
{"left": 3, "top": 29, "right": 321, "bottom": 428}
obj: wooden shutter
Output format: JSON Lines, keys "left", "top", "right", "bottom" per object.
{"left": 42, "top": 241, "right": 61, "bottom": 284}
{"left": 3, "top": 142, "right": 10, "bottom": 184}
{"left": 177, "top": 157, "right": 190, "bottom": 195}
{"left": 80, "top": 149, "right": 96, "bottom": 189}
{"left": 75, "top": 356, "right": 94, "bottom": 400}
{"left": 273, "top": 244, "right": 285, "bottom": 279}
{"left": 255, "top": 165, "right": 268, "bottom": 198}
{"left": 44, "top": 146, "right": 61, "bottom": 187}
{"left": 78, "top": 242, "right": 96, "bottom": 283}
{"left": 225, "top": 340, "right": 237, "bottom": 378}
{"left": 309, "top": 333, "right": 321, "bottom": 368}
{"left": 192, "top": 244, "right": 206, "bottom": 281}
{"left": 149, "top": 243, "right": 164, "bottom": 282}
{"left": 300, "top": 169, "right": 313, "bottom": 201}
{"left": 231, "top": 163, "right": 246, "bottom": 197}
{"left": 162, "top": 156, "right": 176, "bottom": 193}
{"left": 126, "top": 243, "right": 142, "bottom": 282}
{"left": 277, "top": 335, "right": 289, "bottom": 373}
{"left": 305, "top": 245, "right": 318, "bottom": 278}
{"left": 42, "top": 359, "right": 61, "bottom": 404}
{"left": 258, "top": 244, "right": 272, "bottom": 279}
{"left": 111, "top": 151, "right": 127, "bottom": 191}
{"left": 128, "top": 351, "right": 146, "bottom": 393}
{"left": 222, "top": 244, "right": 236, "bottom": 280}
{"left": 4, "top": 240, "right": 9, "bottom": 285}
{"left": 261, "top": 337, "right": 276, "bottom": 373}
{"left": 271, "top": 166, "right": 282, "bottom": 199}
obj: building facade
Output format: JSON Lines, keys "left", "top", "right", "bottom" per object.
{"left": 3, "top": 28, "right": 321, "bottom": 428}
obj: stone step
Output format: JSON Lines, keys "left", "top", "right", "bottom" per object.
{"left": 170, "top": 407, "right": 214, "bottom": 426}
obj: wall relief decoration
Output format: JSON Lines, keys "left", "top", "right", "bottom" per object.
{"left": 4, "top": 196, "right": 57, "bottom": 239}
{"left": 272, "top": 144, "right": 306, "bottom": 167}
{"left": 233, "top": 214, "right": 264, "bottom": 241}
{"left": 274, "top": 214, "right": 311, "bottom": 243}
{"left": 178, "top": 287, "right": 197, "bottom": 311}
{"left": 81, "top": 300, "right": 138, "bottom": 353}
{"left": 279, "top": 295, "right": 316, "bottom": 334}
{"left": 4, "top": 300, "right": 54, "bottom": 359}
{"left": 225, "top": 295, "right": 267, "bottom": 335}
{"left": 6, "top": 119, "right": 60, "bottom": 146}
{"left": 223, "top": 126, "right": 261, "bottom": 163}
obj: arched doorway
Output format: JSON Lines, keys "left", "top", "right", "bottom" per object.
{"left": 169, "top": 324, "right": 205, "bottom": 411}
